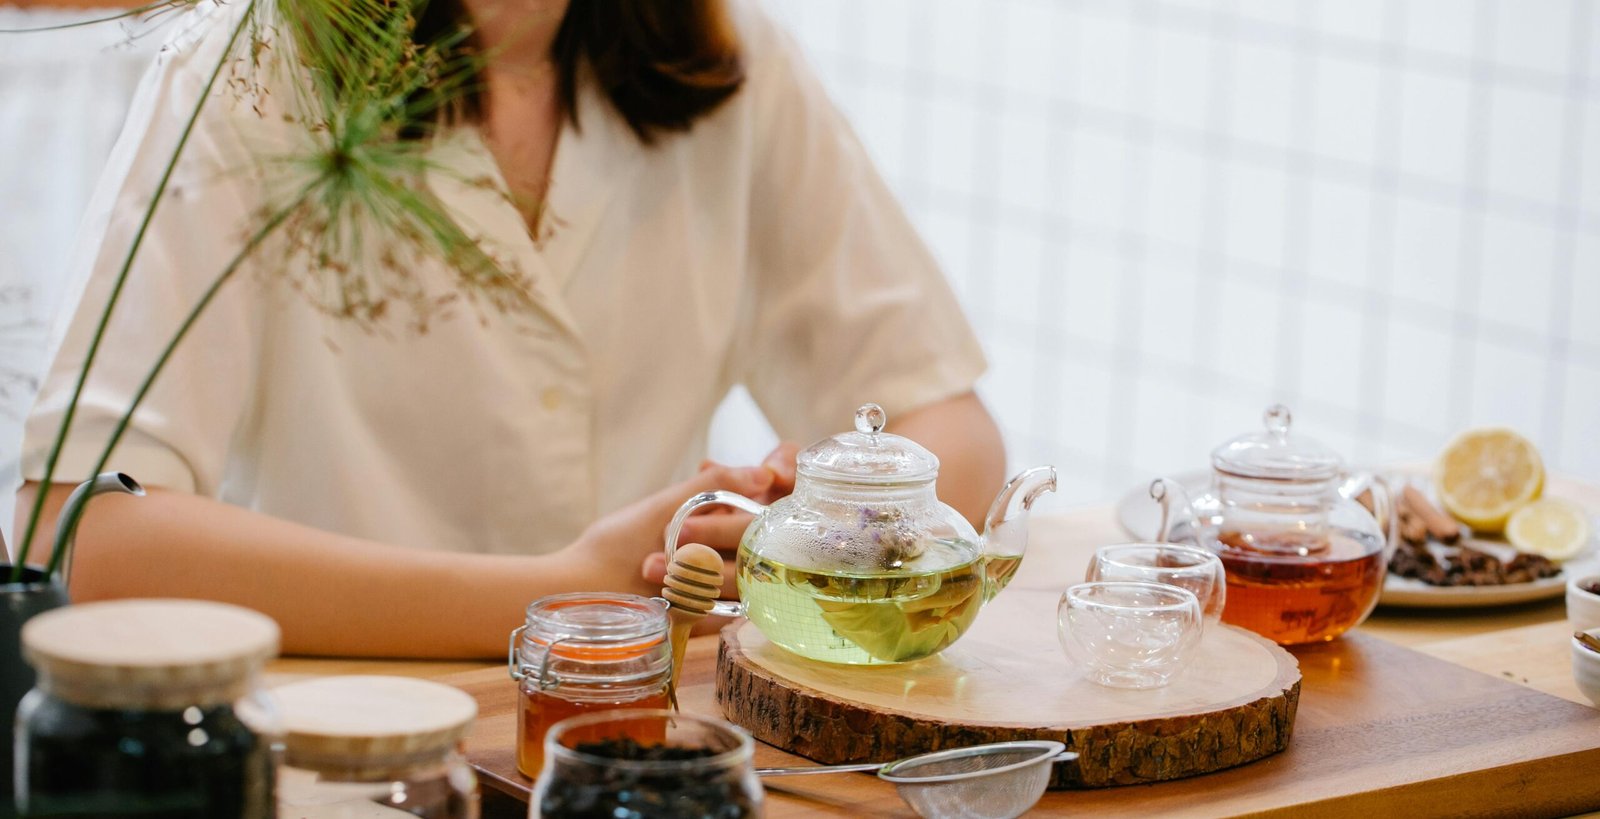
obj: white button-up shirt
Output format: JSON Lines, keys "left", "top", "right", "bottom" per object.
{"left": 23, "top": 0, "right": 986, "bottom": 556}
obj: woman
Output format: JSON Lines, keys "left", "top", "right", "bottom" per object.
{"left": 16, "top": 0, "right": 1003, "bottom": 657}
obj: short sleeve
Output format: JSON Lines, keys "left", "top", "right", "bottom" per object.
{"left": 734, "top": 8, "right": 986, "bottom": 443}
{"left": 21, "top": 3, "right": 269, "bottom": 495}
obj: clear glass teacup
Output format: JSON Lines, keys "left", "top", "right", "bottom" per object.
{"left": 1057, "top": 581, "right": 1203, "bottom": 689}
{"left": 1086, "top": 543, "right": 1227, "bottom": 625}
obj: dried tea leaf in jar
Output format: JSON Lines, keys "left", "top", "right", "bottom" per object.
{"left": 534, "top": 711, "right": 761, "bottom": 819}
{"left": 15, "top": 599, "right": 280, "bottom": 818}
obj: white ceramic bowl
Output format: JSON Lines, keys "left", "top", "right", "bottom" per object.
{"left": 1574, "top": 628, "right": 1600, "bottom": 708}
{"left": 1568, "top": 575, "right": 1600, "bottom": 634}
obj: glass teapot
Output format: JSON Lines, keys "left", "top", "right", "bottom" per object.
{"left": 663, "top": 403, "right": 1056, "bottom": 665}
{"left": 1152, "top": 405, "right": 1393, "bottom": 645}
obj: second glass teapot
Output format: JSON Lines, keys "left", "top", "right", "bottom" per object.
{"left": 1152, "top": 405, "right": 1394, "bottom": 645}
{"left": 664, "top": 403, "right": 1056, "bottom": 665}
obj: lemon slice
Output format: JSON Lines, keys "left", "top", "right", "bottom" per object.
{"left": 1435, "top": 428, "right": 1544, "bottom": 534}
{"left": 1506, "top": 499, "right": 1591, "bottom": 561}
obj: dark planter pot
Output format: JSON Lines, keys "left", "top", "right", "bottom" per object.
{"left": 0, "top": 567, "right": 69, "bottom": 804}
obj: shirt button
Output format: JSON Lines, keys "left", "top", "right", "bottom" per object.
{"left": 541, "top": 388, "right": 564, "bottom": 410}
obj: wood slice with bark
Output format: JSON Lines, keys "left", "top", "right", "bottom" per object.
{"left": 716, "top": 589, "right": 1299, "bottom": 788}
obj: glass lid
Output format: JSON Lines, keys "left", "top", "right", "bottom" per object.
{"left": 523, "top": 593, "right": 666, "bottom": 645}
{"left": 797, "top": 403, "right": 940, "bottom": 485}
{"left": 1211, "top": 404, "right": 1343, "bottom": 481}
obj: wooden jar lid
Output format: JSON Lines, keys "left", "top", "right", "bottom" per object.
{"left": 273, "top": 676, "right": 477, "bottom": 772}
{"left": 21, "top": 598, "right": 280, "bottom": 710}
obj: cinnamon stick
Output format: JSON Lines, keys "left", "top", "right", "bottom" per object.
{"left": 1402, "top": 485, "right": 1460, "bottom": 544}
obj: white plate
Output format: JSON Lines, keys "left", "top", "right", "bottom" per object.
{"left": 1113, "top": 470, "right": 1598, "bottom": 610}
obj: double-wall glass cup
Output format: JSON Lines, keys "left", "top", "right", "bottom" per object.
{"left": 1057, "top": 581, "right": 1203, "bottom": 690}
{"left": 1086, "top": 543, "right": 1227, "bottom": 626}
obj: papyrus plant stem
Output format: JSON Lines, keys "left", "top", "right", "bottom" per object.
{"left": 8, "top": 0, "right": 523, "bottom": 581}
{"left": 41, "top": 184, "right": 321, "bottom": 578}
{"left": 10, "top": 0, "right": 259, "bottom": 581}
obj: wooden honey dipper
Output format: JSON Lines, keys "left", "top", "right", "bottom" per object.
{"left": 661, "top": 542, "right": 726, "bottom": 708}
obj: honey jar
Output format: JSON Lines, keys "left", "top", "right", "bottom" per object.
{"left": 508, "top": 593, "right": 672, "bottom": 778}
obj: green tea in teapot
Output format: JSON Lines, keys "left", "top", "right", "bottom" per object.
{"left": 661, "top": 403, "right": 1056, "bottom": 665}
{"left": 736, "top": 534, "right": 991, "bottom": 665}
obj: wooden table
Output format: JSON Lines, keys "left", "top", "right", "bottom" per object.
{"left": 268, "top": 478, "right": 1600, "bottom": 817}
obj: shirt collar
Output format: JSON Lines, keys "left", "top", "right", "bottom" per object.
{"left": 539, "top": 73, "right": 645, "bottom": 290}
{"left": 422, "top": 73, "right": 643, "bottom": 339}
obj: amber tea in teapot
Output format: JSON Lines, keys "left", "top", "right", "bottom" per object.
{"left": 664, "top": 404, "right": 1054, "bottom": 665}
{"left": 1155, "top": 406, "right": 1393, "bottom": 646}
{"left": 1212, "top": 530, "right": 1386, "bottom": 645}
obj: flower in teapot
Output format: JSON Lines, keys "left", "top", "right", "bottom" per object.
{"left": 858, "top": 506, "right": 927, "bottom": 569}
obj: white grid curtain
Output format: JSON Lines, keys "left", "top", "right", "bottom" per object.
{"left": 2, "top": 2, "right": 1596, "bottom": 518}
{"left": 708, "top": 0, "right": 1600, "bottom": 508}
{"left": 0, "top": 6, "right": 163, "bottom": 532}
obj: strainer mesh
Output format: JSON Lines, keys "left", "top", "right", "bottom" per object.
{"left": 886, "top": 749, "right": 1042, "bottom": 779}
{"left": 880, "top": 744, "right": 1061, "bottom": 819}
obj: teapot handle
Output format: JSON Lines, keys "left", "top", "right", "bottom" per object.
{"left": 1339, "top": 472, "right": 1395, "bottom": 558}
{"left": 663, "top": 490, "right": 766, "bottom": 618}
{"left": 1150, "top": 478, "right": 1199, "bottom": 544}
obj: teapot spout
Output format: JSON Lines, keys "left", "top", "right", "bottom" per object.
{"left": 47, "top": 472, "right": 144, "bottom": 586}
{"left": 981, "top": 465, "right": 1057, "bottom": 567}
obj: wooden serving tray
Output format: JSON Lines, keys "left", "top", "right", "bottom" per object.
{"left": 717, "top": 589, "right": 1299, "bottom": 787}
{"left": 451, "top": 502, "right": 1600, "bottom": 815}
{"left": 446, "top": 626, "right": 1600, "bottom": 817}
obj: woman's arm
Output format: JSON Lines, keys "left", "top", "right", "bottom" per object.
{"left": 894, "top": 391, "right": 1006, "bottom": 528}
{"left": 14, "top": 462, "right": 775, "bottom": 659}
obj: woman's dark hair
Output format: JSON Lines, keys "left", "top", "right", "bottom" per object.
{"left": 415, "top": 0, "right": 745, "bottom": 144}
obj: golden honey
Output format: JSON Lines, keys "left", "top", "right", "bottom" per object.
{"left": 517, "top": 687, "right": 669, "bottom": 778}
{"left": 510, "top": 594, "right": 672, "bottom": 779}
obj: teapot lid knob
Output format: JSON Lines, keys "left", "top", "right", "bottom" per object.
{"left": 855, "top": 403, "right": 887, "bottom": 435}
{"left": 1263, "top": 404, "right": 1292, "bottom": 439}
{"left": 797, "top": 402, "right": 938, "bottom": 483}
{"left": 1211, "top": 404, "right": 1341, "bottom": 481}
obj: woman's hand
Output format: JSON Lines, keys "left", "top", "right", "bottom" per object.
{"left": 638, "top": 442, "right": 802, "bottom": 598}
{"left": 566, "top": 462, "right": 776, "bottom": 598}
{"left": 754, "top": 441, "right": 800, "bottom": 503}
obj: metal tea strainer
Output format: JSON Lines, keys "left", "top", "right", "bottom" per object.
{"left": 756, "top": 740, "right": 1076, "bottom": 819}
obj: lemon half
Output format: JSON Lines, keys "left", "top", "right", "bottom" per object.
{"left": 1435, "top": 428, "right": 1544, "bottom": 534}
{"left": 1506, "top": 498, "right": 1591, "bottom": 561}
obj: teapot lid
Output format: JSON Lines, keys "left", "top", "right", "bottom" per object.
{"left": 797, "top": 403, "right": 940, "bottom": 485}
{"left": 1211, "top": 405, "right": 1343, "bottom": 481}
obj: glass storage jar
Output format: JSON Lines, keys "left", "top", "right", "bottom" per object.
{"left": 509, "top": 593, "right": 672, "bottom": 779}
{"left": 533, "top": 709, "right": 762, "bottom": 819}
{"left": 16, "top": 598, "right": 280, "bottom": 818}
{"left": 271, "top": 675, "right": 479, "bottom": 819}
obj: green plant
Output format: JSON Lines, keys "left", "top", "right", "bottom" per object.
{"left": 7, "top": 0, "right": 533, "bottom": 581}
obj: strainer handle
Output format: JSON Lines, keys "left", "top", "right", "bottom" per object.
{"left": 755, "top": 762, "right": 885, "bottom": 777}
